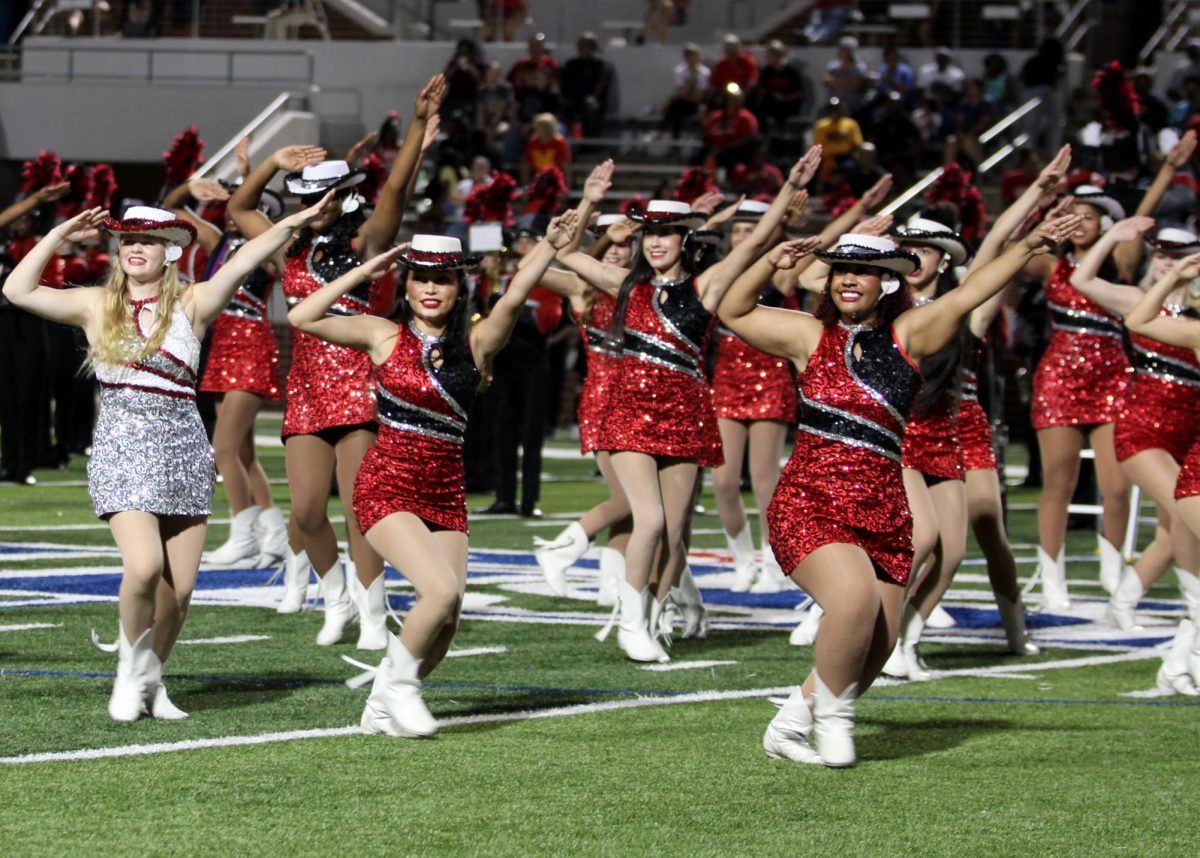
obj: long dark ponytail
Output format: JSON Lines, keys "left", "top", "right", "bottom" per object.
{"left": 911, "top": 265, "right": 965, "bottom": 419}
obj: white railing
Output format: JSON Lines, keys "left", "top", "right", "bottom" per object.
{"left": 192, "top": 92, "right": 301, "bottom": 180}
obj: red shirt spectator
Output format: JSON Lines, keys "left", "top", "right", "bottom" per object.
{"left": 704, "top": 106, "right": 759, "bottom": 150}
{"left": 524, "top": 114, "right": 572, "bottom": 181}
{"left": 712, "top": 35, "right": 759, "bottom": 93}
{"left": 508, "top": 36, "right": 560, "bottom": 87}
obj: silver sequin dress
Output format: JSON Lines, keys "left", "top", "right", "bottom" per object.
{"left": 87, "top": 299, "right": 216, "bottom": 518}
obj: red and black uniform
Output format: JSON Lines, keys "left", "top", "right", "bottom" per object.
{"left": 281, "top": 224, "right": 378, "bottom": 440}
{"left": 597, "top": 276, "right": 722, "bottom": 466}
{"left": 1031, "top": 257, "right": 1130, "bottom": 429}
{"left": 959, "top": 334, "right": 998, "bottom": 472}
{"left": 712, "top": 285, "right": 798, "bottom": 423}
{"left": 576, "top": 290, "right": 619, "bottom": 453}
{"left": 768, "top": 322, "right": 921, "bottom": 584}
{"left": 353, "top": 322, "right": 481, "bottom": 534}
{"left": 1115, "top": 310, "right": 1200, "bottom": 464}
{"left": 199, "top": 239, "right": 281, "bottom": 399}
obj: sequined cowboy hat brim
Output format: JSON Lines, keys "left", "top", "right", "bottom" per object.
{"left": 1146, "top": 238, "right": 1200, "bottom": 254}
{"left": 627, "top": 210, "right": 707, "bottom": 230}
{"left": 283, "top": 168, "right": 367, "bottom": 196}
{"left": 1073, "top": 192, "right": 1125, "bottom": 223}
{"left": 399, "top": 248, "right": 485, "bottom": 270}
{"left": 815, "top": 245, "right": 920, "bottom": 277}
{"left": 102, "top": 217, "right": 197, "bottom": 248}
{"left": 894, "top": 229, "right": 970, "bottom": 265}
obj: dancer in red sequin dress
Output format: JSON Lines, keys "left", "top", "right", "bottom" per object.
{"left": 162, "top": 173, "right": 290, "bottom": 568}
{"left": 1118, "top": 249, "right": 1200, "bottom": 695}
{"left": 288, "top": 221, "right": 567, "bottom": 738}
{"left": 555, "top": 150, "right": 822, "bottom": 664}
{"left": 719, "top": 214, "right": 1079, "bottom": 767}
{"left": 1069, "top": 220, "right": 1200, "bottom": 641}
{"left": 229, "top": 74, "right": 446, "bottom": 651}
{"left": 1027, "top": 134, "right": 1194, "bottom": 611}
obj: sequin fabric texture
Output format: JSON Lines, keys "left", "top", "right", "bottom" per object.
{"left": 712, "top": 287, "right": 799, "bottom": 422}
{"left": 768, "top": 322, "right": 920, "bottom": 584}
{"left": 353, "top": 322, "right": 481, "bottom": 534}
{"left": 281, "top": 234, "right": 378, "bottom": 438}
{"left": 959, "top": 334, "right": 998, "bottom": 472}
{"left": 1114, "top": 315, "right": 1200, "bottom": 463}
{"left": 1175, "top": 436, "right": 1200, "bottom": 499}
{"left": 199, "top": 267, "right": 281, "bottom": 398}
{"left": 575, "top": 291, "right": 619, "bottom": 453}
{"left": 89, "top": 300, "right": 215, "bottom": 518}
{"left": 1031, "top": 257, "right": 1130, "bottom": 429}
{"left": 596, "top": 276, "right": 723, "bottom": 466}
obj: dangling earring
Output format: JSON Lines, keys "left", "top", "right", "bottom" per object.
{"left": 881, "top": 274, "right": 900, "bottom": 295}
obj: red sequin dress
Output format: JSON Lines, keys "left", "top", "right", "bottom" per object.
{"left": 768, "top": 322, "right": 921, "bottom": 584}
{"left": 199, "top": 264, "right": 281, "bottom": 399}
{"left": 1114, "top": 311, "right": 1200, "bottom": 464}
{"left": 712, "top": 287, "right": 799, "bottom": 422}
{"left": 959, "top": 334, "right": 998, "bottom": 472}
{"left": 1031, "top": 257, "right": 1130, "bottom": 429}
{"left": 353, "top": 322, "right": 481, "bottom": 534}
{"left": 596, "top": 276, "right": 723, "bottom": 466}
{"left": 281, "top": 229, "right": 379, "bottom": 439}
{"left": 575, "top": 291, "right": 619, "bottom": 454}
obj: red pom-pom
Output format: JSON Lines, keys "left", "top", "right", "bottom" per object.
{"left": 924, "top": 163, "right": 986, "bottom": 242}
{"left": 621, "top": 195, "right": 646, "bottom": 217}
{"left": 1091, "top": 61, "right": 1140, "bottom": 130}
{"left": 822, "top": 181, "right": 855, "bottom": 216}
{"left": 355, "top": 152, "right": 389, "bottom": 205}
{"left": 87, "top": 164, "right": 118, "bottom": 210}
{"left": 1066, "top": 169, "right": 1105, "bottom": 189}
{"left": 672, "top": 167, "right": 720, "bottom": 205}
{"left": 163, "top": 126, "right": 205, "bottom": 187}
{"left": 57, "top": 164, "right": 95, "bottom": 219}
{"left": 20, "top": 151, "right": 63, "bottom": 195}
{"left": 464, "top": 170, "right": 518, "bottom": 224}
{"left": 522, "top": 166, "right": 568, "bottom": 215}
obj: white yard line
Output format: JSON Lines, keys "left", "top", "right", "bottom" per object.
{"left": 640, "top": 660, "right": 738, "bottom": 672}
{"left": 178, "top": 635, "right": 272, "bottom": 646}
{"left": 0, "top": 623, "right": 62, "bottom": 633}
{"left": 445, "top": 646, "right": 508, "bottom": 658}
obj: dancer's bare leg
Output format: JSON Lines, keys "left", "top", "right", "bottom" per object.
{"left": 335, "top": 427, "right": 384, "bottom": 588}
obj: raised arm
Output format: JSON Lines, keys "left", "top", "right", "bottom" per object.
{"left": 1, "top": 208, "right": 105, "bottom": 327}
{"left": 358, "top": 75, "right": 446, "bottom": 258}
{"left": 556, "top": 204, "right": 627, "bottom": 296}
{"left": 900, "top": 213, "right": 1082, "bottom": 360}
{"left": 697, "top": 145, "right": 822, "bottom": 311}
{"left": 471, "top": 210, "right": 576, "bottom": 368}
{"left": 1124, "top": 252, "right": 1200, "bottom": 350}
{"left": 1116, "top": 131, "right": 1197, "bottom": 277}
{"left": 165, "top": 177, "right": 230, "bottom": 253}
{"left": 973, "top": 145, "right": 1070, "bottom": 273}
{"left": 190, "top": 191, "right": 334, "bottom": 328}
{"left": 0, "top": 182, "right": 69, "bottom": 232}
{"left": 717, "top": 237, "right": 824, "bottom": 364}
{"left": 228, "top": 144, "right": 325, "bottom": 239}
{"left": 287, "top": 245, "right": 403, "bottom": 357}
{"left": 1067, "top": 216, "right": 1154, "bottom": 316}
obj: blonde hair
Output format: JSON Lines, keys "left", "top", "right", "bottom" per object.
{"left": 1141, "top": 252, "right": 1200, "bottom": 312}
{"left": 85, "top": 262, "right": 186, "bottom": 372}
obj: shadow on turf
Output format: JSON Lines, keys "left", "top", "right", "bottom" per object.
{"left": 170, "top": 672, "right": 334, "bottom": 712}
{"left": 855, "top": 715, "right": 1014, "bottom": 760}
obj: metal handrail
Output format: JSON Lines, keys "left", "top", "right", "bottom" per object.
{"left": 977, "top": 133, "right": 1031, "bottom": 174}
{"left": 1053, "top": 0, "right": 1093, "bottom": 38}
{"left": 978, "top": 97, "right": 1042, "bottom": 145}
{"left": 192, "top": 91, "right": 301, "bottom": 180}
{"left": 1139, "top": 0, "right": 1190, "bottom": 64}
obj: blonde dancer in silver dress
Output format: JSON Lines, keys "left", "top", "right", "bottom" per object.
{"left": 2, "top": 196, "right": 332, "bottom": 721}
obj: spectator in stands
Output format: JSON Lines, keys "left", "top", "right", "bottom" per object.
{"left": 947, "top": 78, "right": 998, "bottom": 167}
{"left": 515, "top": 64, "right": 562, "bottom": 128}
{"left": 982, "top": 53, "right": 1019, "bottom": 112}
{"left": 703, "top": 85, "right": 760, "bottom": 173}
{"left": 823, "top": 36, "right": 869, "bottom": 116}
{"left": 483, "top": 0, "right": 528, "bottom": 43}
{"left": 663, "top": 42, "right": 711, "bottom": 139}
{"left": 1001, "top": 147, "right": 1041, "bottom": 205}
{"left": 751, "top": 40, "right": 807, "bottom": 131}
{"left": 812, "top": 97, "right": 862, "bottom": 184}
{"left": 120, "top": 0, "right": 159, "bottom": 38}
{"left": 846, "top": 141, "right": 886, "bottom": 196}
{"left": 871, "top": 91, "right": 922, "bottom": 185}
{"left": 1020, "top": 37, "right": 1066, "bottom": 155}
{"left": 918, "top": 47, "right": 965, "bottom": 98}
{"left": 1167, "top": 39, "right": 1200, "bottom": 101}
{"left": 478, "top": 61, "right": 516, "bottom": 147}
{"left": 730, "top": 143, "right": 784, "bottom": 197}
{"left": 876, "top": 45, "right": 916, "bottom": 106}
{"left": 1133, "top": 68, "right": 1169, "bottom": 133}
{"left": 644, "top": 0, "right": 676, "bottom": 45}
{"left": 442, "top": 39, "right": 486, "bottom": 124}
{"left": 804, "top": 0, "right": 858, "bottom": 45}
{"left": 1170, "top": 77, "right": 1200, "bottom": 129}
{"left": 712, "top": 34, "right": 759, "bottom": 97}
{"left": 508, "top": 32, "right": 559, "bottom": 89}
{"left": 446, "top": 155, "right": 494, "bottom": 232}
{"left": 560, "top": 32, "right": 614, "bottom": 138}
{"left": 523, "top": 113, "right": 571, "bottom": 183}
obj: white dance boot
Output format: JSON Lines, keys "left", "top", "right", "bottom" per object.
{"left": 1038, "top": 546, "right": 1070, "bottom": 612}
{"left": 143, "top": 651, "right": 188, "bottom": 720}
{"left": 726, "top": 523, "right": 757, "bottom": 592}
{"left": 789, "top": 601, "right": 824, "bottom": 646}
{"left": 763, "top": 686, "right": 822, "bottom": 764}
{"left": 315, "top": 563, "right": 358, "bottom": 646}
{"left": 1175, "top": 568, "right": 1200, "bottom": 686}
{"left": 349, "top": 566, "right": 390, "bottom": 652}
{"left": 1107, "top": 567, "right": 1146, "bottom": 631}
{"left": 995, "top": 592, "right": 1039, "bottom": 655}
{"left": 1097, "top": 535, "right": 1124, "bottom": 596}
{"left": 204, "top": 506, "right": 261, "bottom": 565}
{"left": 751, "top": 542, "right": 788, "bottom": 594}
{"left": 1156, "top": 619, "right": 1200, "bottom": 696}
{"left": 672, "top": 565, "right": 709, "bottom": 639}
{"left": 107, "top": 625, "right": 154, "bottom": 723}
{"left": 256, "top": 506, "right": 289, "bottom": 567}
{"left": 596, "top": 547, "right": 623, "bottom": 607}
{"left": 926, "top": 604, "right": 957, "bottom": 629}
{"left": 899, "top": 604, "right": 932, "bottom": 680}
{"left": 533, "top": 522, "right": 589, "bottom": 596}
{"left": 616, "top": 579, "right": 669, "bottom": 663}
{"left": 650, "top": 594, "right": 674, "bottom": 647}
{"left": 277, "top": 546, "right": 312, "bottom": 614}
{"left": 360, "top": 635, "right": 438, "bottom": 738}
{"left": 811, "top": 673, "right": 858, "bottom": 768}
